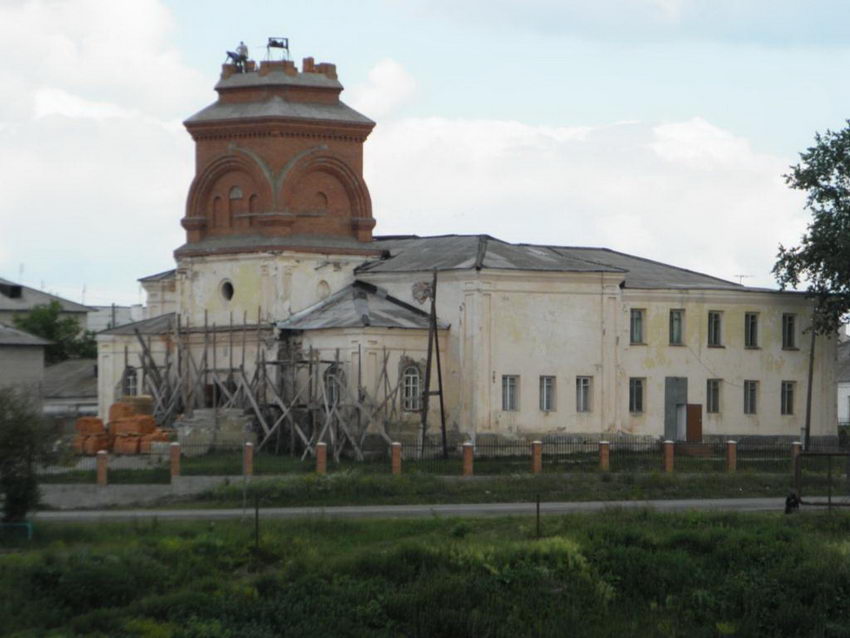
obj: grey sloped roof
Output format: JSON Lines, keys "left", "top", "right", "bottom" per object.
{"left": 276, "top": 281, "right": 447, "bottom": 331}
{"left": 0, "top": 277, "right": 91, "bottom": 313}
{"left": 215, "top": 69, "right": 344, "bottom": 91}
{"left": 99, "top": 313, "right": 175, "bottom": 336}
{"left": 186, "top": 95, "right": 373, "bottom": 127}
{"left": 43, "top": 358, "right": 97, "bottom": 398}
{"left": 138, "top": 269, "right": 176, "bottom": 283}
{"left": 357, "top": 234, "right": 746, "bottom": 291}
{"left": 0, "top": 323, "right": 50, "bottom": 347}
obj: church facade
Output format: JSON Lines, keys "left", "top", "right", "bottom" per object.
{"left": 97, "top": 53, "right": 837, "bottom": 447}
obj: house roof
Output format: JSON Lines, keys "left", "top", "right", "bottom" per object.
{"left": 276, "top": 281, "right": 447, "bottom": 331}
{"left": 356, "top": 234, "right": 752, "bottom": 291}
{"left": 138, "top": 269, "right": 176, "bottom": 283}
{"left": 99, "top": 312, "right": 175, "bottom": 336}
{"left": 186, "top": 96, "right": 374, "bottom": 127}
{"left": 0, "top": 277, "right": 91, "bottom": 313}
{"left": 0, "top": 323, "right": 51, "bottom": 347}
{"left": 43, "top": 358, "right": 98, "bottom": 399}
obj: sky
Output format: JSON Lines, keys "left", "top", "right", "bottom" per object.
{"left": 2, "top": 0, "right": 850, "bottom": 306}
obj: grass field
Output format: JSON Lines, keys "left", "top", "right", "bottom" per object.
{"left": 2, "top": 510, "right": 850, "bottom": 636}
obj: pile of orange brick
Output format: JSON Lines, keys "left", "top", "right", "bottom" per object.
{"left": 72, "top": 397, "right": 173, "bottom": 455}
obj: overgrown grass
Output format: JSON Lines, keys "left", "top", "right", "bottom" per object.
{"left": 3, "top": 510, "right": 850, "bottom": 636}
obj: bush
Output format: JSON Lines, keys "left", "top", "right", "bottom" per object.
{"left": 0, "top": 386, "right": 52, "bottom": 521}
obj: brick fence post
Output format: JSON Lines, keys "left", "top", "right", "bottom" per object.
{"left": 391, "top": 442, "right": 402, "bottom": 475}
{"left": 531, "top": 441, "right": 542, "bottom": 474}
{"left": 791, "top": 441, "right": 802, "bottom": 487}
{"left": 726, "top": 440, "right": 737, "bottom": 473}
{"left": 663, "top": 440, "right": 674, "bottom": 473}
{"left": 96, "top": 449, "right": 108, "bottom": 486}
{"left": 170, "top": 442, "right": 181, "bottom": 480}
{"left": 316, "top": 442, "right": 327, "bottom": 475}
{"left": 243, "top": 442, "right": 254, "bottom": 477}
{"left": 599, "top": 441, "right": 610, "bottom": 472}
{"left": 462, "top": 442, "right": 474, "bottom": 477}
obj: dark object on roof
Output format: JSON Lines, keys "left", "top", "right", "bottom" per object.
{"left": 276, "top": 281, "right": 448, "bottom": 331}
{"left": 0, "top": 277, "right": 90, "bottom": 313}
{"left": 43, "top": 358, "right": 98, "bottom": 399}
{"left": 138, "top": 269, "right": 176, "bottom": 283}
{"left": 0, "top": 323, "right": 51, "bottom": 347}
{"left": 99, "top": 313, "right": 175, "bottom": 336}
{"left": 358, "top": 234, "right": 754, "bottom": 291}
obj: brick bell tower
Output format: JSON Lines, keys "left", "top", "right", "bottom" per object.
{"left": 177, "top": 52, "right": 378, "bottom": 259}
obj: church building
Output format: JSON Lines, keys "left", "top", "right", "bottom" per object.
{"left": 97, "top": 49, "right": 837, "bottom": 452}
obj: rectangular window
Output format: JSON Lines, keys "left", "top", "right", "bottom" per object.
{"left": 539, "top": 376, "right": 556, "bottom": 412}
{"left": 744, "top": 380, "right": 758, "bottom": 415}
{"left": 782, "top": 314, "right": 797, "bottom": 349}
{"left": 781, "top": 381, "right": 795, "bottom": 415}
{"left": 629, "top": 377, "right": 645, "bottom": 413}
{"left": 669, "top": 309, "right": 684, "bottom": 345}
{"left": 706, "top": 379, "right": 721, "bottom": 414}
{"left": 708, "top": 311, "right": 723, "bottom": 347}
{"left": 744, "top": 312, "right": 759, "bottom": 348}
{"left": 630, "top": 309, "right": 645, "bottom": 344}
{"left": 502, "top": 375, "right": 519, "bottom": 411}
{"left": 576, "top": 376, "right": 592, "bottom": 413}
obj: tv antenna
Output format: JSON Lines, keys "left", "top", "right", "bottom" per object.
{"left": 266, "top": 37, "right": 290, "bottom": 60}
{"left": 735, "top": 274, "right": 752, "bottom": 285}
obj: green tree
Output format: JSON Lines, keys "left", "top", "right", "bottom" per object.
{"left": 12, "top": 301, "right": 96, "bottom": 364}
{"left": 773, "top": 121, "right": 850, "bottom": 446}
{"left": 0, "top": 386, "right": 52, "bottom": 522}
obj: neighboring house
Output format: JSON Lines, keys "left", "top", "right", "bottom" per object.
{"left": 43, "top": 358, "right": 99, "bottom": 430}
{"left": 838, "top": 340, "right": 850, "bottom": 426}
{"left": 0, "top": 277, "right": 90, "bottom": 327}
{"left": 86, "top": 305, "right": 144, "bottom": 332}
{"left": 0, "top": 323, "right": 50, "bottom": 390}
{"left": 96, "top": 52, "right": 838, "bottom": 445}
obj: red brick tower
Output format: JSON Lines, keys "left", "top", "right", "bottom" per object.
{"left": 177, "top": 56, "right": 378, "bottom": 258}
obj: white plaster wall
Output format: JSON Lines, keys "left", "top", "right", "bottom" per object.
{"left": 141, "top": 280, "right": 177, "bottom": 319}
{"left": 838, "top": 382, "right": 850, "bottom": 424}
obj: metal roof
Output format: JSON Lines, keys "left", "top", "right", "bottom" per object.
{"left": 0, "top": 277, "right": 91, "bottom": 314}
{"left": 138, "top": 269, "right": 176, "bottom": 283}
{"left": 43, "top": 358, "right": 98, "bottom": 399}
{"left": 99, "top": 313, "right": 175, "bottom": 336}
{"left": 174, "top": 233, "right": 383, "bottom": 258}
{"left": 215, "top": 69, "right": 344, "bottom": 92}
{"left": 276, "top": 281, "right": 447, "bottom": 331}
{"left": 0, "top": 323, "right": 51, "bottom": 347}
{"left": 185, "top": 95, "right": 373, "bottom": 127}
{"left": 357, "top": 234, "right": 749, "bottom": 291}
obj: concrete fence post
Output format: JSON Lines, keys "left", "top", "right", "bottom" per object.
{"left": 791, "top": 441, "right": 802, "bottom": 486}
{"left": 170, "top": 442, "right": 181, "bottom": 480}
{"left": 599, "top": 441, "right": 610, "bottom": 472}
{"left": 726, "top": 440, "right": 737, "bottom": 473}
{"left": 531, "top": 441, "right": 542, "bottom": 474}
{"left": 316, "top": 442, "right": 327, "bottom": 475}
{"left": 462, "top": 442, "right": 474, "bottom": 477}
{"left": 663, "top": 440, "right": 675, "bottom": 473}
{"left": 96, "top": 449, "right": 108, "bottom": 486}
{"left": 243, "top": 442, "right": 254, "bottom": 477}
{"left": 391, "top": 442, "right": 402, "bottom": 475}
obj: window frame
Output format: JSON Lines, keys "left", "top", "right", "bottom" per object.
{"left": 782, "top": 314, "right": 797, "bottom": 349}
{"left": 539, "top": 375, "right": 556, "bottom": 412}
{"left": 744, "top": 312, "right": 759, "bottom": 348}
{"left": 630, "top": 308, "right": 646, "bottom": 345}
{"left": 669, "top": 309, "right": 684, "bottom": 346}
{"left": 629, "top": 377, "right": 645, "bottom": 414}
{"left": 401, "top": 365, "right": 423, "bottom": 412}
{"left": 502, "top": 375, "right": 519, "bottom": 411}
{"left": 707, "top": 311, "right": 723, "bottom": 347}
{"left": 706, "top": 378, "right": 721, "bottom": 414}
{"left": 781, "top": 380, "right": 795, "bottom": 416}
{"left": 743, "top": 380, "right": 758, "bottom": 415}
{"left": 576, "top": 376, "right": 592, "bottom": 413}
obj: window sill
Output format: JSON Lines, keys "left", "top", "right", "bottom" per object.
{"left": 629, "top": 411, "right": 644, "bottom": 416}
{"left": 668, "top": 343, "right": 685, "bottom": 347}
{"left": 745, "top": 346, "right": 760, "bottom": 350}
{"left": 629, "top": 342, "right": 647, "bottom": 346}
{"left": 707, "top": 344, "right": 725, "bottom": 349}
{"left": 782, "top": 347, "right": 799, "bottom": 351}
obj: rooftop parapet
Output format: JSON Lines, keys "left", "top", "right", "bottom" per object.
{"left": 220, "top": 56, "right": 338, "bottom": 82}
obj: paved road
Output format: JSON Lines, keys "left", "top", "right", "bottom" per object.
{"left": 32, "top": 497, "right": 787, "bottom": 523}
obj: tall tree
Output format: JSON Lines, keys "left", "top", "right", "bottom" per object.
{"left": 773, "top": 121, "right": 850, "bottom": 446}
{"left": 12, "top": 301, "right": 96, "bottom": 364}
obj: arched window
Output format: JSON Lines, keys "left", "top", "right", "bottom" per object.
{"left": 324, "top": 365, "right": 345, "bottom": 407}
{"left": 229, "top": 186, "right": 243, "bottom": 200}
{"left": 401, "top": 365, "right": 422, "bottom": 411}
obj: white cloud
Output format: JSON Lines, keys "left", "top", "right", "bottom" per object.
{"left": 365, "top": 115, "right": 806, "bottom": 287}
{"left": 347, "top": 58, "right": 417, "bottom": 119}
{"left": 33, "top": 88, "right": 139, "bottom": 120}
